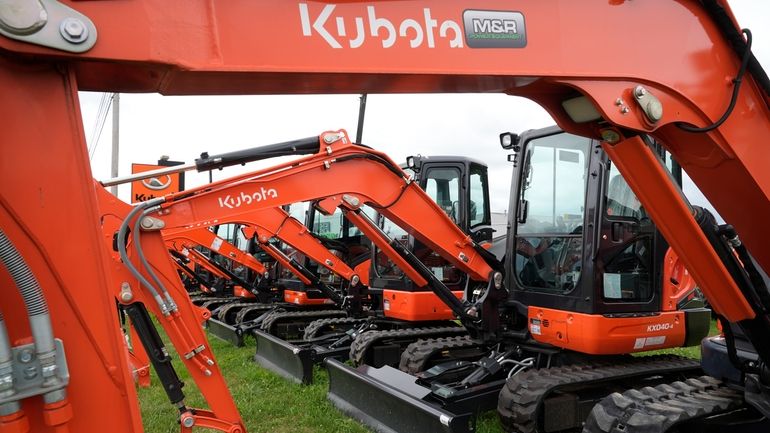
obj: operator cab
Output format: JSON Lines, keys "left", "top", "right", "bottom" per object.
{"left": 370, "top": 156, "right": 494, "bottom": 293}
{"left": 364, "top": 156, "right": 496, "bottom": 322}
{"left": 509, "top": 127, "right": 660, "bottom": 313}
{"left": 505, "top": 126, "right": 709, "bottom": 353}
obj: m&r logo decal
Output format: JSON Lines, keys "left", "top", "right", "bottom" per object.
{"left": 462, "top": 10, "right": 527, "bottom": 48}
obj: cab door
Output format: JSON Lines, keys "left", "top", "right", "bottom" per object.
{"left": 595, "top": 159, "right": 660, "bottom": 313}
{"left": 507, "top": 128, "right": 595, "bottom": 313}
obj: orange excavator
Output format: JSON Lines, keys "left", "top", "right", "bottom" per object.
{"left": 325, "top": 126, "right": 710, "bottom": 433}
{"left": 252, "top": 154, "right": 499, "bottom": 384}
{"left": 165, "top": 226, "right": 272, "bottom": 299}
{"left": 94, "top": 128, "right": 506, "bottom": 433}
{"left": 116, "top": 192, "right": 378, "bottom": 348}
{"left": 103, "top": 128, "right": 708, "bottom": 431}
{"left": 198, "top": 205, "right": 376, "bottom": 345}
{"left": 1, "top": 1, "right": 770, "bottom": 433}
{"left": 204, "top": 212, "right": 371, "bottom": 347}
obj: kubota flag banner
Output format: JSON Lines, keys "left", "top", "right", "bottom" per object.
{"left": 130, "top": 162, "right": 184, "bottom": 203}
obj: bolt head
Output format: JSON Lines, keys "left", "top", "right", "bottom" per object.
{"left": 59, "top": 18, "right": 89, "bottom": 44}
{"left": 493, "top": 272, "right": 503, "bottom": 288}
{"left": 181, "top": 417, "right": 195, "bottom": 428}
{"left": 18, "top": 350, "right": 34, "bottom": 364}
{"left": 64, "top": 20, "right": 84, "bottom": 37}
{"left": 634, "top": 85, "right": 647, "bottom": 98}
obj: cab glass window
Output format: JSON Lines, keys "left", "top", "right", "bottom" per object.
{"left": 425, "top": 168, "right": 461, "bottom": 224}
{"left": 514, "top": 133, "right": 590, "bottom": 293}
{"left": 518, "top": 134, "right": 589, "bottom": 235}
{"left": 469, "top": 164, "right": 490, "bottom": 228}
{"left": 606, "top": 162, "right": 645, "bottom": 220}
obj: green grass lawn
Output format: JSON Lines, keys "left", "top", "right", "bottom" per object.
{"left": 139, "top": 320, "right": 719, "bottom": 433}
{"left": 138, "top": 334, "right": 369, "bottom": 433}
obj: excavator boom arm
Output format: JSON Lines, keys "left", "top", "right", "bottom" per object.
{"left": 154, "top": 133, "right": 495, "bottom": 283}
{"left": 164, "top": 227, "right": 267, "bottom": 275}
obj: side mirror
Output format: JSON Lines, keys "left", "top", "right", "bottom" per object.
{"left": 500, "top": 132, "right": 521, "bottom": 151}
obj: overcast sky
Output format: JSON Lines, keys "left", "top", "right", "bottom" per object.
{"left": 81, "top": 0, "right": 769, "bottom": 217}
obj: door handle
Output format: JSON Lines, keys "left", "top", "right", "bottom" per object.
{"left": 611, "top": 222, "right": 623, "bottom": 242}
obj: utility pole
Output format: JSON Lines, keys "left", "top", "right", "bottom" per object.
{"left": 110, "top": 93, "right": 120, "bottom": 195}
{"left": 355, "top": 94, "right": 367, "bottom": 144}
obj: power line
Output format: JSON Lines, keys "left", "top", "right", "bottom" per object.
{"left": 87, "top": 93, "right": 108, "bottom": 155}
{"left": 88, "top": 93, "right": 115, "bottom": 160}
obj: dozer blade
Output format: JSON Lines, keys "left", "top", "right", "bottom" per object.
{"left": 253, "top": 330, "right": 315, "bottom": 385}
{"left": 325, "top": 358, "right": 474, "bottom": 433}
{"left": 206, "top": 318, "right": 246, "bottom": 347}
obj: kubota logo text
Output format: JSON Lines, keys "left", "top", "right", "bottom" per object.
{"left": 217, "top": 188, "right": 278, "bottom": 209}
{"left": 299, "top": 3, "right": 464, "bottom": 49}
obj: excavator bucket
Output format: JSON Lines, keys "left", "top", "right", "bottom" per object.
{"left": 253, "top": 330, "right": 315, "bottom": 384}
{"left": 325, "top": 358, "right": 475, "bottom": 433}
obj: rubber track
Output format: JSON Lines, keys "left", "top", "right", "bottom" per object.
{"left": 199, "top": 297, "right": 240, "bottom": 310}
{"left": 399, "top": 335, "right": 476, "bottom": 374}
{"left": 497, "top": 355, "right": 702, "bottom": 433}
{"left": 234, "top": 304, "right": 276, "bottom": 324}
{"left": 260, "top": 309, "right": 346, "bottom": 335}
{"left": 191, "top": 296, "right": 237, "bottom": 306}
{"left": 583, "top": 376, "right": 744, "bottom": 433}
{"left": 350, "top": 326, "right": 468, "bottom": 367}
{"left": 303, "top": 317, "right": 367, "bottom": 340}
{"left": 215, "top": 302, "right": 264, "bottom": 323}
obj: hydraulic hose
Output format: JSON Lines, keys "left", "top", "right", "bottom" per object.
{"left": 0, "top": 310, "right": 20, "bottom": 416}
{"left": 0, "top": 229, "right": 64, "bottom": 404}
{"left": 117, "top": 199, "right": 169, "bottom": 314}
{"left": 134, "top": 206, "right": 177, "bottom": 312}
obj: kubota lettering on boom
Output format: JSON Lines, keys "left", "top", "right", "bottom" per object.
{"left": 217, "top": 188, "right": 279, "bottom": 209}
